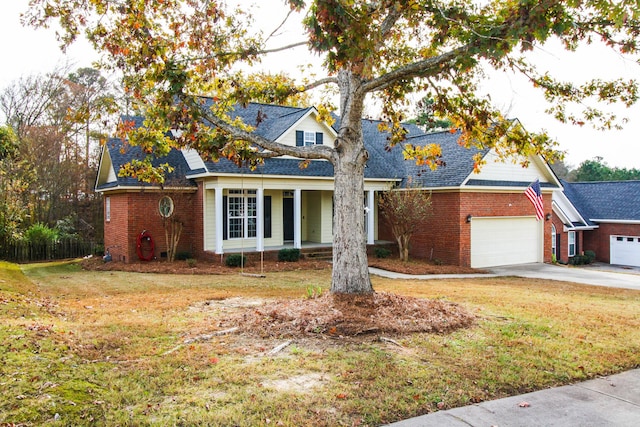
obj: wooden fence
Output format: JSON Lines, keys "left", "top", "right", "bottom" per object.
{"left": 0, "top": 238, "right": 99, "bottom": 263}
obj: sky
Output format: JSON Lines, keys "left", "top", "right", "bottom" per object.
{"left": 2, "top": 1, "right": 639, "bottom": 170}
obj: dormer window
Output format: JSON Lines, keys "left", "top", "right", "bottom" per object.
{"left": 304, "top": 131, "right": 316, "bottom": 146}
{"left": 296, "top": 130, "right": 324, "bottom": 146}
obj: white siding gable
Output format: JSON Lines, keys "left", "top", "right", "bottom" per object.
{"left": 96, "top": 147, "right": 117, "bottom": 188}
{"left": 182, "top": 148, "right": 206, "bottom": 172}
{"left": 552, "top": 190, "right": 590, "bottom": 228}
{"left": 471, "top": 150, "right": 552, "bottom": 184}
{"left": 107, "top": 162, "right": 117, "bottom": 182}
{"left": 278, "top": 113, "right": 336, "bottom": 148}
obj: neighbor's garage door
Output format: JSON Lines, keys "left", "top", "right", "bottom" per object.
{"left": 471, "top": 217, "right": 542, "bottom": 268}
{"left": 610, "top": 235, "right": 640, "bottom": 267}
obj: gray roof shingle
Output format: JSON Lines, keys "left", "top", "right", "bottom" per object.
{"left": 561, "top": 179, "right": 640, "bottom": 222}
{"left": 97, "top": 137, "right": 196, "bottom": 190}
{"left": 99, "top": 102, "right": 551, "bottom": 190}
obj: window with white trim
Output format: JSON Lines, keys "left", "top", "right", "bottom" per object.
{"left": 105, "top": 197, "right": 111, "bottom": 222}
{"left": 551, "top": 224, "right": 556, "bottom": 258}
{"left": 227, "top": 189, "right": 257, "bottom": 239}
{"left": 296, "top": 130, "right": 324, "bottom": 146}
{"left": 304, "top": 131, "right": 316, "bottom": 146}
{"left": 158, "top": 196, "right": 174, "bottom": 218}
{"left": 568, "top": 231, "right": 576, "bottom": 257}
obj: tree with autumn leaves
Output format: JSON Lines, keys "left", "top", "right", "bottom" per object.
{"left": 26, "top": 0, "right": 639, "bottom": 295}
{"left": 379, "top": 182, "right": 433, "bottom": 263}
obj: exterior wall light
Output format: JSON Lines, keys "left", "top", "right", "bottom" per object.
{"left": 466, "top": 214, "right": 472, "bottom": 223}
{"left": 545, "top": 213, "right": 552, "bottom": 221}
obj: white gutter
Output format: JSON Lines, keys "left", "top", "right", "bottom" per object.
{"left": 95, "top": 186, "right": 197, "bottom": 193}
{"left": 591, "top": 219, "right": 640, "bottom": 225}
{"left": 185, "top": 171, "right": 401, "bottom": 182}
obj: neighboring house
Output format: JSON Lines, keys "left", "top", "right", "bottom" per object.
{"left": 95, "top": 102, "right": 560, "bottom": 268}
{"left": 552, "top": 180, "right": 640, "bottom": 267}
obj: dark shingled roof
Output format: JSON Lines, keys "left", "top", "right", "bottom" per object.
{"left": 332, "top": 117, "right": 487, "bottom": 186}
{"left": 99, "top": 103, "right": 552, "bottom": 189}
{"left": 197, "top": 100, "right": 314, "bottom": 141}
{"left": 561, "top": 179, "right": 640, "bottom": 222}
{"left": 403, "top": 130, "right": 488, "bottom": 187}
{"left": 199, "top": 106, "right": 412, "bottom": 179}
{"left": 96, "top": 137, "right": 196, "bottom": 190}
{"left": 194, "top": 102, "right": 330, "bottom": 177}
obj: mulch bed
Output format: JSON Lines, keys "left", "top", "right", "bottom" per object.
{"left": 225, "top": 291, "right": 476, "bottom": 338}
{"left": 81, "top": 256, "right": 486, "bottom": 276}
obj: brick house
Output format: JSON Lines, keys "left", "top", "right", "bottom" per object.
{"left": 96, "top": 102, "right": 561, "bottom": 267}
{"left": 552, "top": 180, "right": 640, "bottom": 267}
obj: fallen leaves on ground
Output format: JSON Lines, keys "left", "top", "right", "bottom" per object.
{"left": 224, "top": 292, "right": 476, "bottom": 338}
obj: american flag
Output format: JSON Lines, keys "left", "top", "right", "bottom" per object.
{"left": 525, "top": 179, "right": 544, "bottom": 221}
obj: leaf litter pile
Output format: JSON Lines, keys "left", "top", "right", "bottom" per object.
{"left": 224, "top": 292, "right": 475, "bottom": 338}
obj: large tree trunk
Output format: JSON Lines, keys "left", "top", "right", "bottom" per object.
{"left": 330, "top": 70, "right": 373, "bottom": 294}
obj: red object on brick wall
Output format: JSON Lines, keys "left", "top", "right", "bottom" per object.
{"left": 104, "top": 190, "right": 197, "bottom": 263}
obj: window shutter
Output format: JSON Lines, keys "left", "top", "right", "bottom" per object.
{"left": 556, "top": 234, "right": 561, "bottom": 261}
{"left": 296, "top": 130, "right": 304, "bottom": 147}
{"left": 316, "top": 132, "right": 323, "bottom": 145}
{"left": 222, "top": 196, "right": 228, "bottom": 240}
{"left": 264, "top": 196, "right": 272, "bottom": 238}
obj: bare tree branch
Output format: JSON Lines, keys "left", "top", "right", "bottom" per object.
{"left": 362, "top": 45, "right": 471, "bottom": 93}
{"left": 300, "top": 77, "right": 339, "bottom": 91}
{"left": 259, "top": 41, "right": 309, "bottom": 55}
{"left": 200, "top": 109, "right": 335, "bottom": 161}
{"left": 264, "top": 8, "right": 296, "bottom": 43}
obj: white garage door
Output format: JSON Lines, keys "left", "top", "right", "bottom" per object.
{"left": 471, "top": 217, "right": 542, "bottom": 268}
{"left": 610, "top": 235, "right": 640, "bottom": 267}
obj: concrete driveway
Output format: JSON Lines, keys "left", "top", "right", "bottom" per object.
{"left": 489, "top": 262, "right": 640, "bottom": 291}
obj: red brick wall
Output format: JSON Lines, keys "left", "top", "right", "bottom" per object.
{"left": 582, "top": 223, "right": 640, "bottom": 263}
{"left": 405, "top": 192, "right": 462, "bottom": 265}
{"left": 104, "top": 193, "right": 129, "bottom": 262}
{"left": 103, "top": 190, "right": 197, "bottom": 263}
{"left": 380, "top": 190, "right": 553, "bottom": 267}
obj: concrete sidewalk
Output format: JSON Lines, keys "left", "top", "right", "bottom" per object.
{"left": 386, "top": 369, "right": 640, "bottom": 427}
{"left": 370, "top": 262, "right": 640, "bottom": 291}
{"left": 489, "top": 262, "right": 640, "bottom": 291}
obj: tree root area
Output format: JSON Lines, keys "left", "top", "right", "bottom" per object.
{"left": 226, "top": 292, "right": 475, "bottom": 338}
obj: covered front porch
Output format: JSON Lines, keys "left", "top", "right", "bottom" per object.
{"left": 214, "top": 240, "right": 396, "bottom": 265}
{"left": 201, "top": 175, "right": 391, "bottom": 255}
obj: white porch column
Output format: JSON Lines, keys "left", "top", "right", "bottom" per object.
{"left": 366, "top": 190, "right": 375, "bottom": 245}
{"left": 256, "top": 188, "right": 264, "bottom": 252}
{"left": 294, "top": 189, "right": 302, "bottom": 249}
{"left": 215, "top": 186, "right": 224, "bottom": 254}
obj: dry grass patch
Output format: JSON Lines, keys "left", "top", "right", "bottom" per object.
{"left": 2, "top": 260, "right": 639, "bottom": 426}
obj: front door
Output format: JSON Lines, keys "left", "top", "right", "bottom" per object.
{"left": 283, "top": 196, "right": 294, "bottom": 241}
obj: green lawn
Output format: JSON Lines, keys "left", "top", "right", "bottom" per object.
{"left": 1, "top": 260, "right": 639, "bottom": 426}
